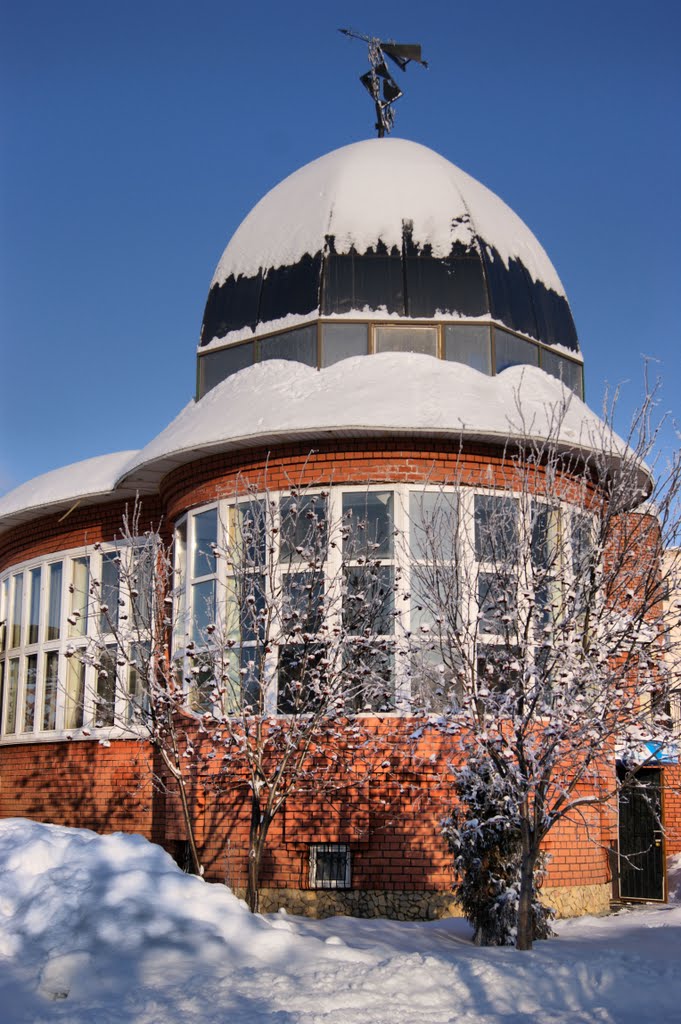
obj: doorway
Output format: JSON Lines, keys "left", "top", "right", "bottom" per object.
{"left": 618, "top": 766, "right": 665, "bottom": 901}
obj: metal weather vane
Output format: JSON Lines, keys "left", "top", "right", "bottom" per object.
{"left": 339, "top": 28, "right": 428, "bottom": 138}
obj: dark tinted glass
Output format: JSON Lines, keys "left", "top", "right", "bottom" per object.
{"left": 322, "top": 251, "right": 404, "bottom": 315}
{"left": 198, "top": 342, "right": 254, "bottom": 396}
{"left": 200, "top": 273, "right": 262, "bottom": 344}
{"left": 532, "top": 282, "right": 580, "bottom": 351}
{"left": 405, "top": 256, "right": 487, "bottom": 318}
{"left": 258, "top": 253, "right": 321, "bottom": 324}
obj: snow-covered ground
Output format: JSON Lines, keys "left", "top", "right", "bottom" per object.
{"left": 1, "top": 820, "right": 679, "bottom": 1024}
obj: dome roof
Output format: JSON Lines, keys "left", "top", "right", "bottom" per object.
{"left": 200, "top": 138, "right": 579, "bottom": 354}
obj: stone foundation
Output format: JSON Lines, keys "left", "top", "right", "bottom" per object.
{"left": 540, "top": 882, "right": 612, "bottom": 919}
{"left": 236, "top": 882, "right": 612, "bottom": 921}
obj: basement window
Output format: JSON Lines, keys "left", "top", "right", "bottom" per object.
{"left": 309, "top": 843, "right": 351, "bottom": 889}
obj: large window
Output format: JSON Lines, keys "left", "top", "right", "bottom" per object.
{"left": 196, "top": 321, "right": 583, "bottom": 399}
{"left": 0, "top": 486, "right": 598, "bottom": 740}
{"left": 0, "top": 544, "right": 143, "bottom": 741}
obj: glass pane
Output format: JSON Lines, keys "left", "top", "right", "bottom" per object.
{"left": 64, "top": 657, "right": 85, "bottom": 729}
{"left": 95, "top": 645, "right": 117, "bottom": 727}
{"left": 11, "top": 573, "right": 23, "bottom": 648}
{"left": 540, "top": 348, "right": 584, "bottom": 398}
{"left": 23, "top": 653, "right": 37, "bottom": 731}
{"left": 46, "top": 562, "right": 63, "bottom": 641}
{"left": 198, "top": 341, "right": 254, "bottom": 397}
{"left": 239, "top": 574, "right": 266, "bottom": 643}
{"left": 0, "top": 661, "right": 4, "bottom": 730}
{"left": 69, "top": 558, "right": 89, "bottom": 638}
{"left": 342, "top": 644, "right": 394, "bottom": 711}
{"left": 343, "top": 566, "right": 394, "bottom": 635}
{"left": 0, "top": 578, "right": 8, "bottom": 652}
{"left": 277, "top": 644, "right": 326, "bottom": 714}
{"left": 233, "top": 501, "right": 266, "bottom": 568}
{"left": 5, "top": 659, "right": 19, "bottom": 734}
{"left": 375, "top": 325, "right": 437, "bottom": 356}
{"left": 258, "top": 324, "right": 317, "bottom": 366}
{"left": 192, "top": 508, "right": 218, "bottom": 578}
{"left": 444, "top": 324, "right": 491, "bottom": 374}
{"left": 128, "top": 642, "right": 150, "bottom": 723}
{"left": 131, "top": 544, "right": 154, "bottom": 632}
{"left": 191, "top": 580, "right": 216, "bottom": 644}
{"left": 100, "top": 553, "right": 120, "bottom": 632}
{"left": 409, "top": 647, "right": 462, "bottom": 713}
{"left": 476, "top": 644, "right": 522, "bottom": 693}
{"left": 474, "top": 495, "right": 519, "bottom": 564}
{"left": 322, "top": 251, "right": 404, "bottom": 316}
{"left": 279, "top": 494, "right": 327, "bottom": 564}
{"left": 27, "top": 567, "right": 41, "bottom": 645}
{"left": 43, "top": 651, "right": 59, "bottom": 730}
{"left": 282, "top": 572, "right": 324, "bottom": 635}
{"left": 257, "top": 254, "right": 321, "bottom": 325}
{"left": 405, "top": 255, "right": 487, "bottom": 318}
{"left": 342, "top": 491, "right": 394, "bottom": 559}
{"left": 572, "top": 513, "right": 595, "bottom": 576}
{"left": 410, "top": 570, "right": 437, "bottom": 632}
{"left": 410, "top": 491, "right": 458, "bottom": 562}
{"left": 321, "top": 323, "right": 368, "bottom": 367}
{"left": 494, "top": 329, "right": 539, "bottom": 373}
{"left": 478, "top": 572, "right": 517, "bottom": 635}
{"left": 231, "top": 647, "right": 261, "bottom": 712}
{"left": 174, "top": 519, "right": 187, "bottom": 639}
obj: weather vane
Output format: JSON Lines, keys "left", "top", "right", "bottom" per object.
{"left": 339, "top": 28, "right": 428, "bottom": 138}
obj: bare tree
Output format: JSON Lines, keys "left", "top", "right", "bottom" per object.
{"left": 406, "top": 382, "right": 681, "bottom": 949}
{"left": 88, "top": 482, "right": 399, "bottom": 912}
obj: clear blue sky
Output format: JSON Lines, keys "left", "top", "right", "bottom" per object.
{"left": 1, "top": 0, "right": 679, "bottom": 495}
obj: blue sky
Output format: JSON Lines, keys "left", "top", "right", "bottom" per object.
{"left": 1, "top": 0, "right": 679, "bottom": 494}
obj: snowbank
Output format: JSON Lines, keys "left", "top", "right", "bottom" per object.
{"left": 1, "top": 819, "right": 680, "bottom": 1024}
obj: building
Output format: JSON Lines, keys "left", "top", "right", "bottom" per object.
{"left": 1, "top": 138, "right": 678, "bottom": 918}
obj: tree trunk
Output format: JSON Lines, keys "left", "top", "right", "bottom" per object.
{"left": 516, "top": 833, "right": 537, "bottom": 951}
{"left": 246, "top": 791, "right": 272, "bottom": 914}
{"left": 158, "top": 746, "right": 202, "bottom": 876}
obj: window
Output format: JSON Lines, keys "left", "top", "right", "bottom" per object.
{"left": 374, "top": 325, "right": 438, "bottom": 357}
{"left": 190, "top": 507, "right": 218, "bottom": 645}
{"left": 444, "top": 324, "right": 491, "bottom": 374}
{"left": 0, "top": 542, "right": 142, "bottom": 739}
{"left": 320, "top": 323, "right": 368, "bottom": 367}
{"left": 258, "top": 324, "right": 317, "bottom": 366}
{"left": 494, "top": 329, "right": 539, "bottom": 374}
{"left": 409, "top": 491, "right": 461, "bottom": 711}
{"left": 309, "top": 843, "right": 351, "bottom": 889}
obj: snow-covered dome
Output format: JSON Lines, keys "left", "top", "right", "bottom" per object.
{"left": 200, "top": 138, "right": 579, "bottom": 355}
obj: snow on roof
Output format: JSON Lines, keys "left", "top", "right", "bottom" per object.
{"left": 212, "top": 138, "right": 566, "bottom": 296}
{"left": 0, "top": 451, "right": 139, "bottom": 531}
{"left": 120, "top": 354, "right": 621, "bottom": 488}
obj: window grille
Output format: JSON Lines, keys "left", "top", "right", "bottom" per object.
{"left": 309, "top": 843, "right": 351, "bottom": 889}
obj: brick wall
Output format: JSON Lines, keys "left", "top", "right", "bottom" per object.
{"left": 0, "top": 739, "right": 159, "bottom": 839}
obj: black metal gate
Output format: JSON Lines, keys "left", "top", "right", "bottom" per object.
{"left": 618, "top": 767, "right": 665, "bottom": 901}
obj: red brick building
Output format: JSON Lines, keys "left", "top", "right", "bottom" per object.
{"left": 1, "top": 139, "right": 677, "bottom": 918}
